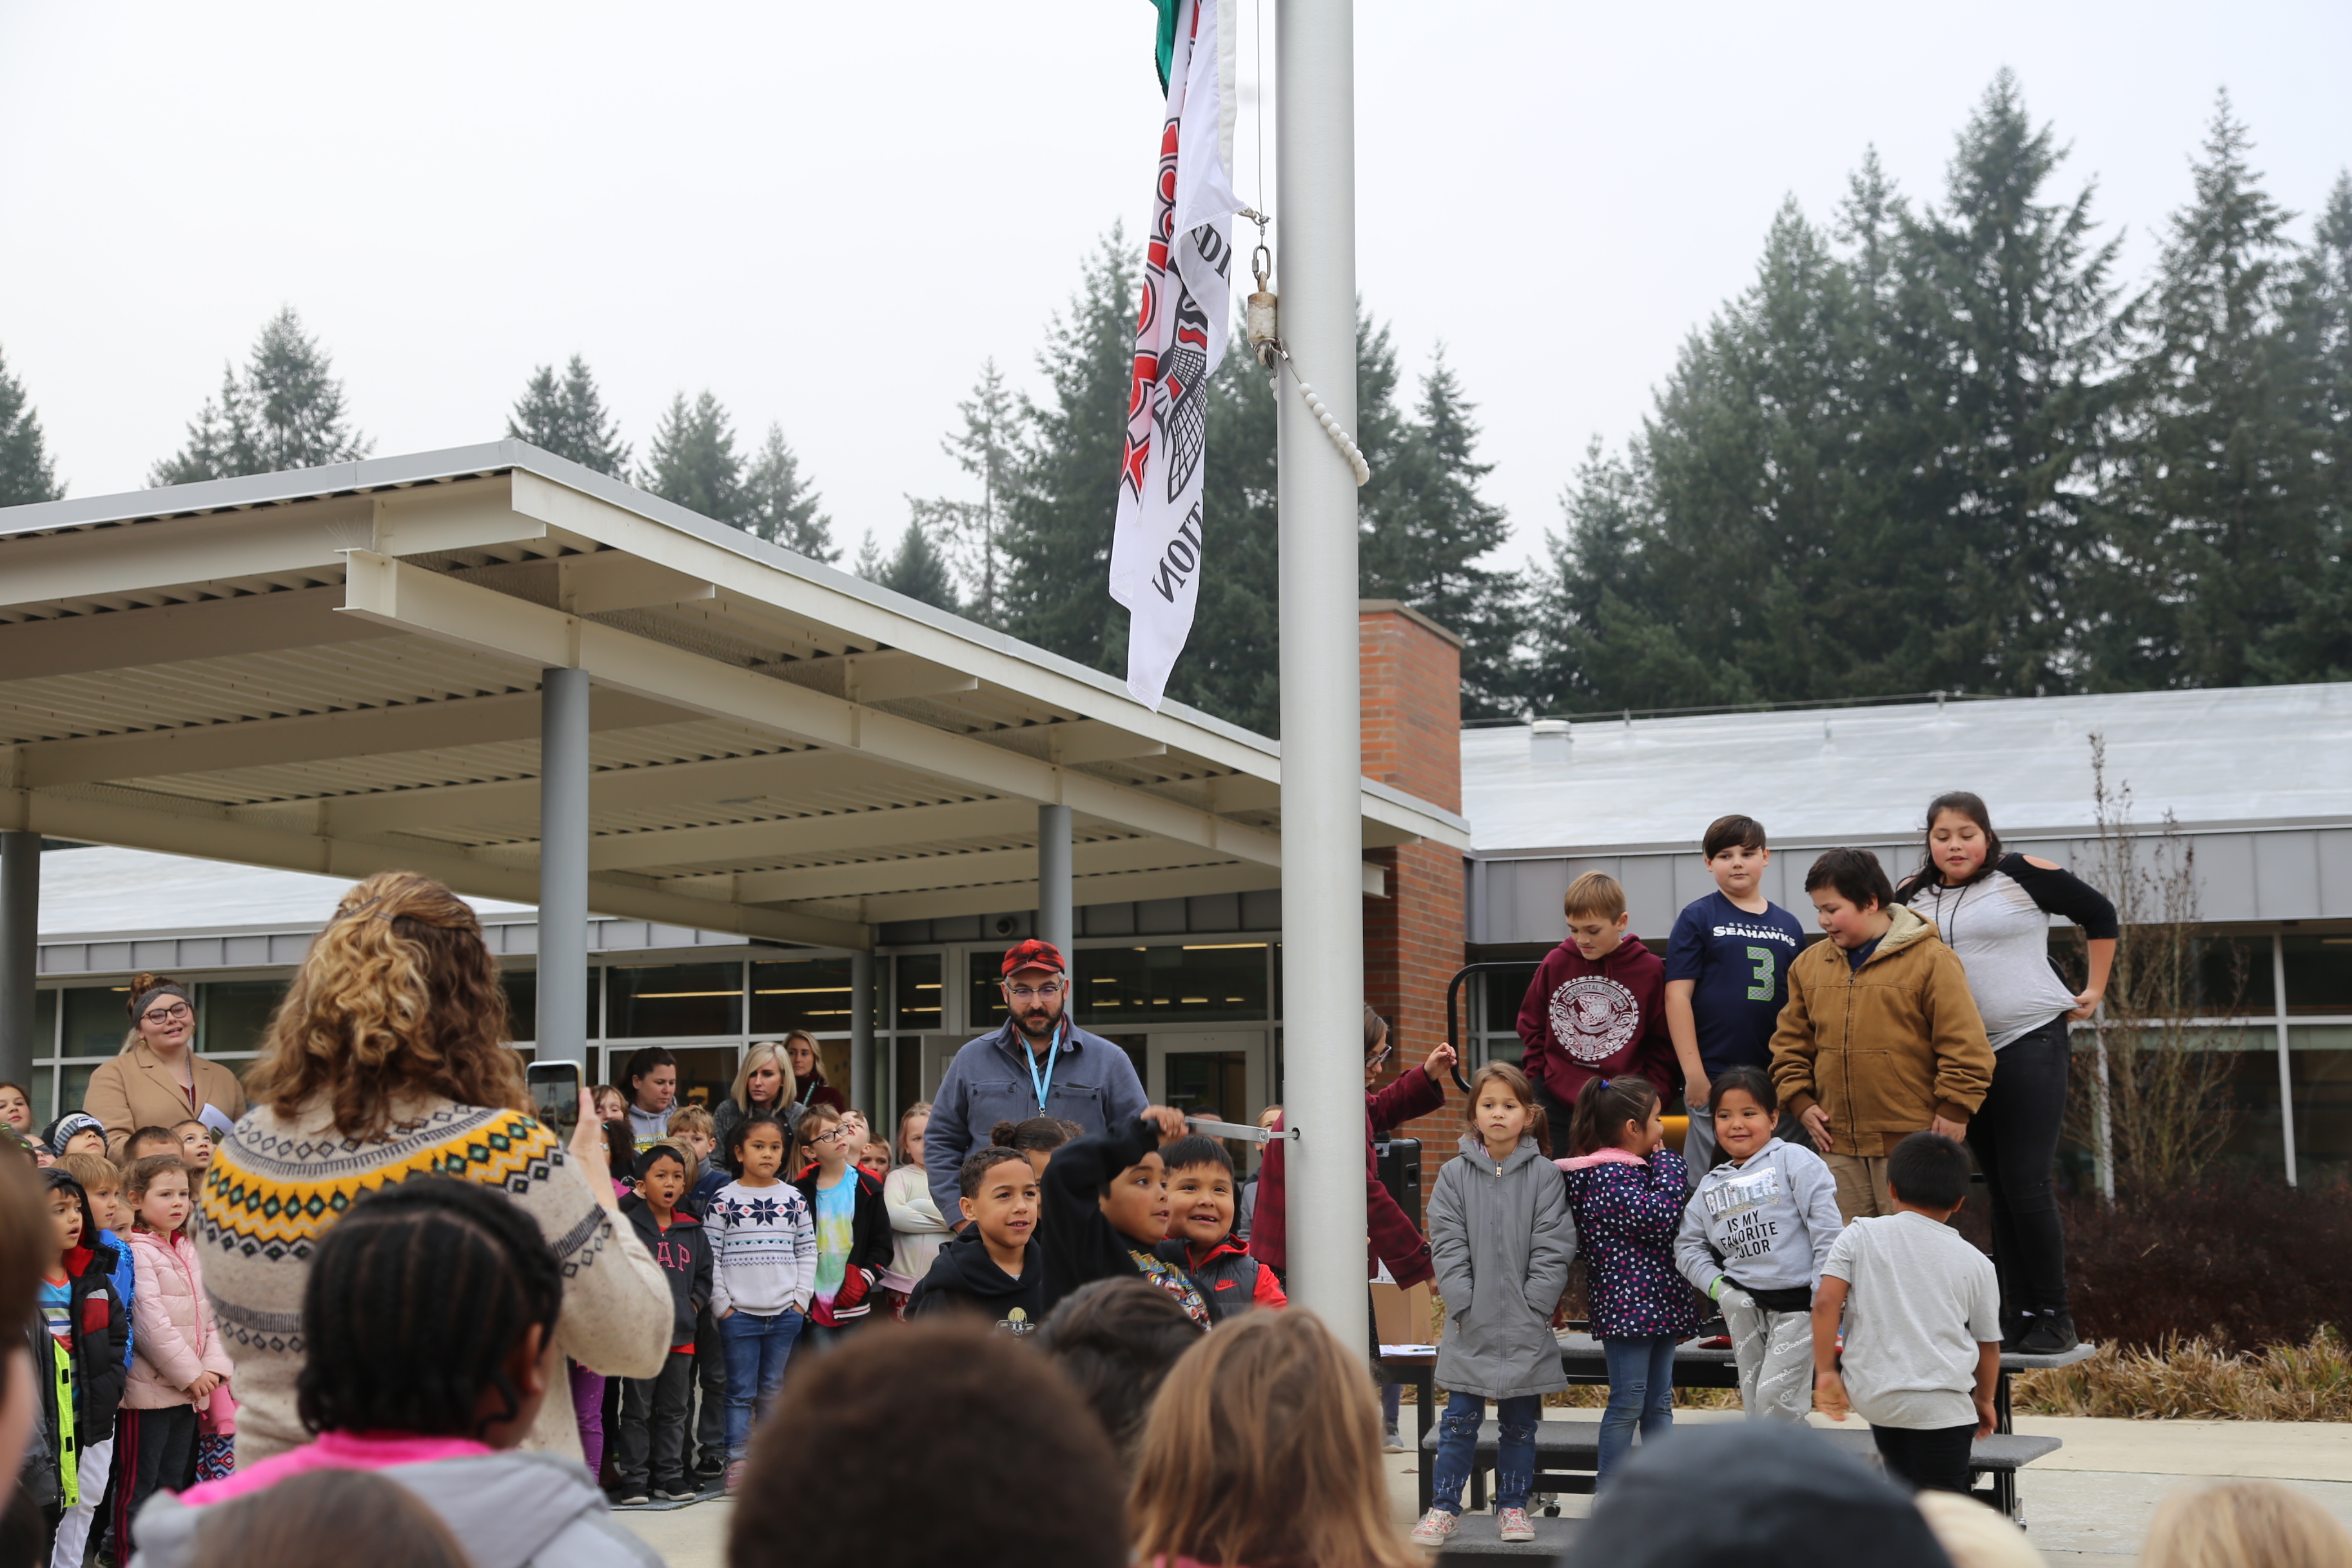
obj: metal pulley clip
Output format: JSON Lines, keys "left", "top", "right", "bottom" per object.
{"left": 1241, "top": 207, "right": 1281, "bottom": 369}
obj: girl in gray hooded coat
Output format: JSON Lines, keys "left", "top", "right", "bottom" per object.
{"left": 1414, "top": 1063, "right": 1578, "bottom": 1548}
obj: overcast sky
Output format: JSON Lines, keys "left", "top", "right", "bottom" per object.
{"left": 3, "top": 2, "right": 2346, "bottom": 577}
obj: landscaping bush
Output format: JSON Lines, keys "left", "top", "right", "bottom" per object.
{"left": 2014, "top": 1329, "right": 2352, "bottom": 1421}
{"left": 2066, "top": 1172, "right": 2352, "bottom": 1352}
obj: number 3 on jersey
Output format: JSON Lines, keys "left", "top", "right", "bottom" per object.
{"left": 1744, "top": 946, "right": 1776, "bottom": 1001}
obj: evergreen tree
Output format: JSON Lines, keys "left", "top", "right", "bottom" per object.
{"left": 151, "top": 308, "right": 370, "bottom": 485}
{"left": 743, "top": 424, "right": 838, "bottom": 561}
{"left": 2092, "top": 99, "right": 2316, "bottom": 689}
{"left": 865, "top": 519, "right": 961, "bottom": 612}
{"left": 2271, "top": 173, "right": 2352, "bottom": 678}
{"left": 507, "top": 355, "right": 631, "bottom": 476}
{"left": 996, "top": 230, "right": 1141, "bottom": 673}
{"left": 0, "top": 346, "right": 63, "bottom": 506}
{"left": 641, "top": 391, "right": 745, "bottom": 527}
{"left": 910, "top": 360, "right": 1021, "bottom": 622}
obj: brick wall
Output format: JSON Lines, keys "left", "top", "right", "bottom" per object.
{"left": 1357, "top": 602, "right": 1469, "bottom": 1206}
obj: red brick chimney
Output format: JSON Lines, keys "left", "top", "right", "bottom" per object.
{"left": 1358, "top": 601, "right": 1467, "bottom": 1189}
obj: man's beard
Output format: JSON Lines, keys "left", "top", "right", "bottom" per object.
{"left": 1016, "top": 1007, "right": 1059, "bottom": 1040}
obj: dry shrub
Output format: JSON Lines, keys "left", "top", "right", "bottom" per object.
{"left": 2066, "top": 1174, "right": 2352, "bottom": 1351}
{"left": 2014, "top": 1329, "right": 2352, "bottom": 1422}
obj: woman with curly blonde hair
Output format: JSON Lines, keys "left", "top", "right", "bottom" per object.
{"left": 195, "top": 871, "right": 673, "bottom": 1464}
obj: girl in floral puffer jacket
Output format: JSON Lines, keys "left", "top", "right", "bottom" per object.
{"left": 116, "top": 1154, "right": 235, "bottom": 1556}
{"left": 1558, "top": 1076, "right": 1698, "bottom": 1486}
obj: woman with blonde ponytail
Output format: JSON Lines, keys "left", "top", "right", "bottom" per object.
{"left": 195, "top": 871, "right": 673, "bottom": 1464}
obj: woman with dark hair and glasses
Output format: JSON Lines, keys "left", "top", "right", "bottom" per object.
{"left": 1896, "top": 791, "right": 2118, "bottom": 1355}
{"left": 83, "top": 973, "right": 250, "bottom": 1158}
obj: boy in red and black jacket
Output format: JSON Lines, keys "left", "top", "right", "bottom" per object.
{"left": 1152, "top": 1136, "right": 1287, "bottom": 1324}
{"left": 1518, "top": 871, "right": 1676, "bottom": 1126}
{"left": 34, "top": 1169, "right": 130, "bottom": 1550}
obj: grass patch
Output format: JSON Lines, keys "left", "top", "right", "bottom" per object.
{"left": 2012, "top": 1328, "right": 2352, "bottom": 1422}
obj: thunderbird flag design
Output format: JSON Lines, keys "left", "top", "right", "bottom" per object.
{"left": 1110, "top": 0, "right": 1240, "bottom": 710}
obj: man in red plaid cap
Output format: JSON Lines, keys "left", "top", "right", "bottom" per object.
{"left": 921, "top": 937, "right": 1151, "bottom": 1228}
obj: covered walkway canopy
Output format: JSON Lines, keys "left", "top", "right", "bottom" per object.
{"left": 0, "top": 440, "right": 1466, "bottom": 1070}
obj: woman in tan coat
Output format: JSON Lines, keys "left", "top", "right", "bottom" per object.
{"left": 82, "top": 975, "right": 250, "bottom": 1157}
{"left": 194, "top": 870, "right": 673, "bottom": 1464}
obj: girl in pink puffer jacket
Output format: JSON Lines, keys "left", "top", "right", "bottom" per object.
{"left": 115, "top": 1154, "right": 235, "bottom": 1556}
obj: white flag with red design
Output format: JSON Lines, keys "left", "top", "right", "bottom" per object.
{"left": 1109, "top": 0, "right": 1240, "bottom": 711}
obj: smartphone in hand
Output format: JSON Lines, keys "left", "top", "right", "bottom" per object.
{"left": 525, "top": 1060, "right": 583, "bottom": 1140}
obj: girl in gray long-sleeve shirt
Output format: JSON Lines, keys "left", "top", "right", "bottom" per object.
{"left": 1674, "top": 1067, "right": 1841, "bottom": 1423}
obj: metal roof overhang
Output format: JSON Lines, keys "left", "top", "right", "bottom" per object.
{"left": 0, "top": 441, "right": 1469, "bottom": 952}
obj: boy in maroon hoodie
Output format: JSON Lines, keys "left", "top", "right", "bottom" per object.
{"left": 1517, "top": 872, "right": 1676, "bottom": 1122}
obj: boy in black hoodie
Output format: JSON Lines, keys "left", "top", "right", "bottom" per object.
{"left": 1038, "top": 1106, "right": 1207, "bottom": 1325}
{"left": 614, "top": 1142, "right": 712, "bottom": 1505}
{"left": 907, "top": 1146, "right": 1045, "bottom": 1335}
{"left": 34, "top": 1168, "right": 130, "bottom": 1552}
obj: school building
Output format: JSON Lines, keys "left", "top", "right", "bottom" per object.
{"left": 5, "top": 443, "right": 2345, "bottom": 1191}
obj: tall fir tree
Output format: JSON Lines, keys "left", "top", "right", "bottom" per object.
{"left": 0, "top": 346, "right": 63, "bottom": 505}
{"left": 2271, "top": 173, "right": 2352, "bottom": 679}
{"left": 910, "top": 360, "right": 1021, "bottom": 623}
{"left": 641, "top": 391, "right": 745, "bottom": 527}
{"left": 996, "top": 230, "right": 1141, "bottom": 674}
{"left": 507, "top": 355, "right": 631, "bottom": 476}
{"left": 151, "top": 308, "right": 370, "bottom": 485}
{"left": 2090, "top": 98, "right": 2316, "bottom": 689}
{"left": 859, "top": 520, "right": 961, "bottom": 612}
{"left": 743, "top": 424, "right": 838, "bottom": 561}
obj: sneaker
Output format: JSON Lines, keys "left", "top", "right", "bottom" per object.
{"left": 654, "top": 1482, "right": 699, "bottom": 1500}
{"left": 1383, "top": 1424, "right": 1406, "bottom": 1453}
{"left": 1498, "top": 1507, "right": 1536, "bottom": 1543}
{"left": 1409, "top": 1509, "right": 1459, "bottom": 1545}
{"left": 1700, "top": 1335, "right": 1732, "bottom": 1349}
{"left": 2017, "top": 1311, "right": 2079, "bottom": 1356}
{"left": 616, "top": 1491, "right": 651, "bottom": 1507}
{"left": 725, "top": 1460, "right": 748, "bottom": 1494}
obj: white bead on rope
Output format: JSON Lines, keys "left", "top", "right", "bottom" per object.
{"left": 1287, "top": 364, "right": 1373, "bottom": 487}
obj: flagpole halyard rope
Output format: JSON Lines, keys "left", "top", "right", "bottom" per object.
{"left": 1240, "top": 210, "right": 1369, "bottom": 488}
{"left": 1282, "top": 359, "right": 1371, "bottom": 487}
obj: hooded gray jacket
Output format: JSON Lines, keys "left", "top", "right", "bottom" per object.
{"left": 1674, "top": 1137, "right": 1842, "bottom": 1296}
{"left": 1427, "top": 1133, "right": 1577, "bottom": 1400}
{"left": 130, "top": 1450, "right": 661, "bottom": 1568}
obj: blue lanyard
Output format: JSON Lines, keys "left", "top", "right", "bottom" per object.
{"left": 1024, "top": 1019, "right": 1064, "bottom": 1112}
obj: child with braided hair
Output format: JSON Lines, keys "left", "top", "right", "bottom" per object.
{"left": 129, "top": 1176, "right": 656, "bottom": 1568}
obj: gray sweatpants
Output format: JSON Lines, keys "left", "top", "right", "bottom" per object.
{"left": 1720, "top": 1290, "right": 1812, "bottom": 1423}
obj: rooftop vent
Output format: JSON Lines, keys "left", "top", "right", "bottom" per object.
{"left": 1531, "top": 720, "right": 1571, "bottom": 766}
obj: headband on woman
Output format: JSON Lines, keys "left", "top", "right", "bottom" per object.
{"left": 130, "top": 984, "right": 191, "bottom": 1022}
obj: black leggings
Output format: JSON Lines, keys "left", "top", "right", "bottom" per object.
{"left": 1968, "top": 1015, "right": 2070, "bottom": 1315}
{"left": 112, "top": 1406, "right": 197, "bottom": 1558}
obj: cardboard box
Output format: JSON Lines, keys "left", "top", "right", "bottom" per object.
{"left": 1370, "top": 1279, "right": 1435, "bottom": 1346}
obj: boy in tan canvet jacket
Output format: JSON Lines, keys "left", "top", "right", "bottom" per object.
{"left": 1768, "top": 848, "right": 1995, "bottom": 1221}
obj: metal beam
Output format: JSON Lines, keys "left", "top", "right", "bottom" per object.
{"left": 553, "top": 799, "right": 1037, "bottom": 874}
{"left": 12, "top": 687, "right": 700, "bottom": 789}
{"left": 0, "top": 586, "right": 393, "bottom": 681}
{"left": 0, "top": 832, "right": 35, "bottom": 1092}
{"left": 695, "top": 836, "right": 1226, "bottom": 904}
{"left": 850, "top": 950, "right": 876, "bottom": 1115}
{"left": 0, "top": 788, "right": 870, "bottom": 948}
{"left": 538, "top": 669, "right": 591, "bottom": 1067}
{"left": 339, "top": 552, "right": 1288, "bottom": 869}
{"left": 313, "top": 747, "right": 887, "bottom": 836}
{"left": 1038, "top": 803, "right": 1073, "bottom": 956}
{"left": 1049, "top": 721, "right": 1169, "bottom": 765}
{"left": 831, "top": 858, "right": 1339, "bottom": 925}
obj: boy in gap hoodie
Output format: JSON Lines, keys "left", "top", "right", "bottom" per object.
{"left": 907, "top": 1146, "right": 1046, "bottom": 1334}
{"left": 1518, "top": 872, "right": 1675, "bottom": 1121}
{"left": 613, "top": 1142, "right": 712, "bottom": 1504}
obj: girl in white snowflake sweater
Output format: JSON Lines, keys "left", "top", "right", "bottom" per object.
{"left": 706, "top": 1110, "right": 816, "bottom": 1489}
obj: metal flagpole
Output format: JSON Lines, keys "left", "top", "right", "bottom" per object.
{"left": 1274, "top": 0, "right": 1367, "bottom": 1351}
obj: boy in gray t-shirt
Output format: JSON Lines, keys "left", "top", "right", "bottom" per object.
{"left": 1812, "top": 1132, "right": 2001, "bottom": 1494}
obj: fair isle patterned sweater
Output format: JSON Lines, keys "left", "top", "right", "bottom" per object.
{"left": 707, "top": 1180, "right": 818, "bottom": 1318}
{"left": 197, "top": 1092, "right": 674, "bottom": 1465}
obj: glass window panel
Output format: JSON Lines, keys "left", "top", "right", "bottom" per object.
{"left": 665, "top": 1046, "right": 741, "bottom": 1115}
{"left": 29, "top": 1065, "right": 56, "bottom": 1128}
{"left": 62, "top": 985, "right": 133, "bottom": 1057}
{"left": 586, "top": 968, "right": 600, "bottom": 1040}
{"left": 501, "top": 971, "right": 537, "bottom": 1043}
{"left": 894, "top": 954, "right": 942, "bottom": 1032}
{"left": 1482, "top": 966, "right": 1542, "bottom": 1034}
{"left": 967, "top": 952, "right": 1012, "bottom": 1032}
{"left": 198, "top": 979, "right": 288, "bottom": 1057}
{"left": 605, "top": 963, "right": 743, "bottom": 1039}
{"left": 2192, "top": 937, "right": 2272, "bottom": 1014}
{"left": 2282, "top": 936, "right": 2352, "bottom": 1015}
{"left": 751, "top": 959, "right": 855, "bottom": 1034}
{"left": 1075, "top": 943, "right": 1269, "bottom": 1026}
{"left": 58, "top": 1063, "right": 102, "bottom": 1126}
{"left": 34, "top": 990, "right": 55, "bottom": 1055}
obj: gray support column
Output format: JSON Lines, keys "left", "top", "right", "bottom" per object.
{"left": 0, "top": 832, "right": 37, "bottom": 1093}
{"left": 850, "top": 949, "right": 876, "bottom": 1117}
{"left": 2273, "top": 934, "right": 2298, "bottom": 1188}
{"left": 538, "top": 668, "right": 591, "bottom": 1067}
{"left": 1277, "top": 0, "right": 1369, "bottom": 1353}
{"left": 1037, "top": 803, "right": 1074, "bottom": 957}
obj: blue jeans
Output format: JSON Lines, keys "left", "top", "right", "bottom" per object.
{"left": 718, "top": 1308, "right": 804, "bottom": 1460}
{"left": 1598, "top": 1335, "right": 1677, "bottom": 1482}
{"left": 1430, "top": 1390, "right": 1540, "bottom": 1515}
